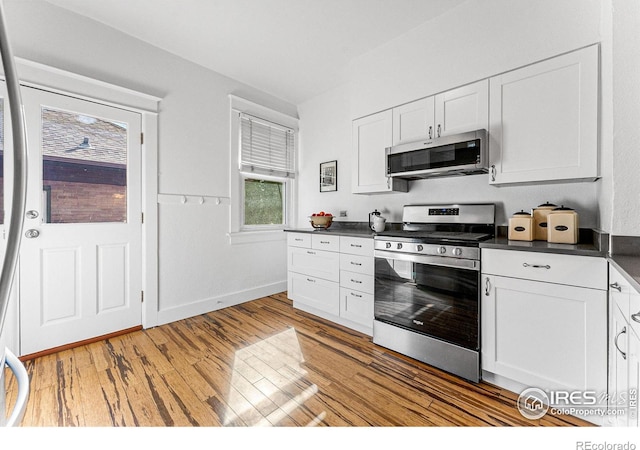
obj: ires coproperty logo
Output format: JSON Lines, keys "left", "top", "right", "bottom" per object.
{"left": 517, "top": 387, "right": 636, "bottom": 420}
{"left": 517, "top": 387, "right": 550, "bottom": 419}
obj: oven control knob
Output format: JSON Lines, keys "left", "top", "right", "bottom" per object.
{"left": 416, "top": 244, "right": 424, "bottom": 252}
{"left": 397, "top": 243, "right": 403, "bottom": 250}
{"left": 385, "top": 242, "right": 392, "bottom": 249}
{"left": 453, "top": 248, "right": 462, "bottom": 256}
{"left": 437, "top": 246, "right": 447, "bottom": 254}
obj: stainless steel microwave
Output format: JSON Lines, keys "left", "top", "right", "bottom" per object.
{"left": 386, "top": 129, "right": 488, "bottom": 180}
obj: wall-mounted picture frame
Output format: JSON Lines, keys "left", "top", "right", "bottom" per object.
{"left": 320, "top": 160, "right": 337, "bottom": 192}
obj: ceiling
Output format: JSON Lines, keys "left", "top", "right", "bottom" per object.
{"left": 43, "top": 0, "right": 466, "bottom": 105}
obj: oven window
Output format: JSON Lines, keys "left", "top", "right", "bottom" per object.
{"left": 374, "top": 257, "right": 479, "bottom": 350}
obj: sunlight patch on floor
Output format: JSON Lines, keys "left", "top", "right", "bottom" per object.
{"left": 224, "top": 327, "right": 323, "bottom": 426}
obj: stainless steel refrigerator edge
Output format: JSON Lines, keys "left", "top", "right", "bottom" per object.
{"left": 0, "top": 0, "right": 30, "bottom": 427}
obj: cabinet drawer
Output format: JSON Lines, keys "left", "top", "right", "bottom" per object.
{"left": 288, "top": 272, "right": 339, "bottom": 316}
{"left": 340, "top": 270, "right": 374, "bottom": 294}
{"left": 609, "top": 265, "right": 632, "bottom": 316}
{"left": 340, "top": 288, "right": 374, "bottom": 328}
{"left": 287, "top": 233, "right": 311, "bottom": 248}
{"left": 340, "top": 236, "right": 373, "bottom": 256}
{"left": 339, "top": 253, "right": 374, "bottom": 276}
{"left": 312, "top": 234, "right": 340, "bottom": 252}
{"left": 482, "top": 249, "right": 606, "bottom": 290}
{"left": 288, "top": 247, "right": 339, "bottom": 282}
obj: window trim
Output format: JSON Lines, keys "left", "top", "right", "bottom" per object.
{"left": 228, "top": 95, "right": 298, "bottom": 244}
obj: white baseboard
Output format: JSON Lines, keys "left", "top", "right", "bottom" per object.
{"left": 153, "top": 281, "right": 287, "bottom": 327}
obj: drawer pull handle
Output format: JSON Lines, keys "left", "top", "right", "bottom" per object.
{"left": 350, "top": 262, "right": 362, "bottom": 266}
{"left": 320, "top": 241, "right": 330, "bottom": 244}
{"left": 632, "top": 312, "right": 640, "bottom": 324}
{"left": 306, "top": 278, "right": 316, "bottom": 283}
{"left": 351, "top": 244, "right": 362, "bottom": 248}
{"left": 522, "top": 263, "right": 550, "bottom": 269}
{"left": 294, "top": 238, "right": 303, "bottom": 241}
{"left": 350, "top": 292, "right": 363, "bottom": 298}
{"left": 615, "top": 326, "right": 627, "bottom": 360}
{"left": 610, "top": 282, "right": 622, "bottom": 292}
{"left": 307, "top": 251, "right": 316, "bottom": 255}
{"left": 350, "top": 279, "right": 362, "bottom": 284}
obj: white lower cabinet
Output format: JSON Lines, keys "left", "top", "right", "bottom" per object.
{"left": 608, "top": 265, "right": 640, "bottom": 427}
{"left": 481, "top": 248, "right": 608, "bottom": 424}
{"left": 288, "top": 271, "right": 340, "bottom": 316}
{"left": 287, "top": 233, "right": 374, "bottom": 335}
{"left": 288, "top": 246, "right": 339, "bottom": 282}
{"left": 339, "top": 270, "right": 374, "bottom": 294}
{"left": 288, "top": 233, "right": 340, "bottom": 317}
{"left": 339, "top": 288, "right": 374, "bottom": 329}
{"left": 338, "top": 237, "right": 375, "bottom": 333}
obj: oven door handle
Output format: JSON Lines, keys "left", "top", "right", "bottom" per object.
{"left": 374, "top": 250, "right": 479, "bottom": 271}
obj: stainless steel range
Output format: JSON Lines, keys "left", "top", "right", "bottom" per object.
{"left": 373, "top": 203, "right": 495, "bottom": 382}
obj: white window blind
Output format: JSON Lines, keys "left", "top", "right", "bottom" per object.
{"left": 240, "top": 113, "right": 295, "bottom": 178}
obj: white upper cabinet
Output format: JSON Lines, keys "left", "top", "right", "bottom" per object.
{"left": 392, "top": 96, "right": 435, "bottom": 145}
{"left": 488, "top": 45, "right": 599, "bottom": 185}
{"left": 352, "top": 110, "right": 408, "bottom": 194}
{"left": 434, "top": 79, "right": 489, "bottom": 138}
{"left": 392, "top": 80, "right": 489, "bottom": 146}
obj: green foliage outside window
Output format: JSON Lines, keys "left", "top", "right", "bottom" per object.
{"left": 244, "top": 178, "right": 284, "bottom": 225}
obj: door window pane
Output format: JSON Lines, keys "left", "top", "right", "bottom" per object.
{"left": 243, "top": 178, "right": 284, "bottom": 226}
{"left": 41, "top": 108, "right": 127, "bottom": 223}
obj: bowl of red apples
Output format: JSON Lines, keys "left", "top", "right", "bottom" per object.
{"left": 309, "top": 211, "right": 333, "bottom": 229}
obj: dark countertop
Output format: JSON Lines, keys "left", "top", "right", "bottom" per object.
{"left": 479, "top": 227, "right": 608, "bottom": 258}
{"left": 287, "top": 223, "right": 611, "bottom": 256}
{"left": 285, "top": 221, "right": 379, "bottom": 238}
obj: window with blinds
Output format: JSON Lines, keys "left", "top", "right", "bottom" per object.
{"left": 240, "top": 113, "right": 295, "bottom": 178}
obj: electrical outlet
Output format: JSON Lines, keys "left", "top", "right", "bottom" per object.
{"left": 339, "top": 210, "right": 347, "bottom": 217}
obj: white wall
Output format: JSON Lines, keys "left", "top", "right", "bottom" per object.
{"left": 610, "top": 0, "right": 640, "bottom": 236}
{"left": 4, "top": 0, "right": 295, "bottom": 326}
{"left": 297, "top": 0, "right": 609, "bottom": 230}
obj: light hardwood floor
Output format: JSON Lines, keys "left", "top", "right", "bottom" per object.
{"left": 4, "top": 292, "right": 592, "bottom": 427}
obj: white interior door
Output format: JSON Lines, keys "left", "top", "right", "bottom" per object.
{"left": 18, "top": 87, "right": 142, "bottom": 355}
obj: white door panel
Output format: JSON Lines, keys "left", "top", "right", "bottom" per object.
{"left": 18, "top": 87, "right": 142, "bottom": 355}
